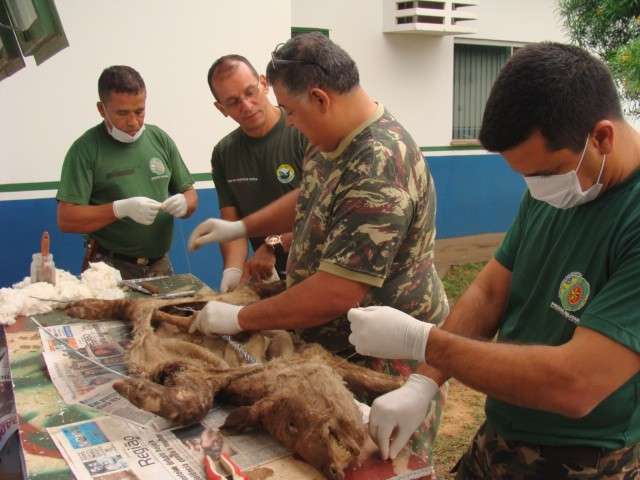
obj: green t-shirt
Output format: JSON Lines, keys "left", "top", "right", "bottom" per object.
{"left": 211, "top": 110, "right": 306, "bottom": 271}
{"left": 287, "top": 103, "right": 448, "bottom": 353}
{"left": 56, "top": 123, "right": 194, "bottom": 258}
{"left": 488, "top": 170, "right": 640, "bottom": 449}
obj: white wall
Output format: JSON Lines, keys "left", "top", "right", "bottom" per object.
{"left": 458, "top": 0, "right": 569, "bottom": 44}
{"left": 0, "top": 0, "right": 291, "bottom": 186}
{"left": 292, "top": 0, "right": 569, "bottom": 147}
{"left": 292, "top": 0, "right": 454, "bottom": 146}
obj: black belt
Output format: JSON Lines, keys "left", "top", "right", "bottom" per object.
{"left": 94, "top": 244, "right": 162, "bottom": 266}
{"left": 537, "top": 443, "right": 608, "bottom": 468}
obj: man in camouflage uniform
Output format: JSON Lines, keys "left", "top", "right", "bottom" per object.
{"left": 348, "top": 43, "right": 640, "bottom": 479}
{"left": 188, "top": 33, "right": 447, "bottom": 476}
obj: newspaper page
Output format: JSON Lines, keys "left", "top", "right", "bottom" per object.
{"left": 0, "top": 328, "right": 17, "bottom": 452}
{"left": 48, "top": 407, "right": 291, "bottom": 480}
{"left": 37, "top": 321, "right": 172, "bottom": 431}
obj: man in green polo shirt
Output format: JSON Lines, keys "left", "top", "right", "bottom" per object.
{"left": 206, "top": 55, "right": 306, "bottom": 292}
{"left": 348, "top": 43, "right": 640, "bottom": 478}
{"left": 188, "top": 33, "right": 448, "bottom": 471}
{"left": 56, "top": 65, "right": 198, "bottom": 279}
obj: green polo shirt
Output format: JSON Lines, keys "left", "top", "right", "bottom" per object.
{"left": 56, "top": 123, "right": 193, "bottom": 258}
{"left": 488, "top": 169, "right": 640, "bottom": 449}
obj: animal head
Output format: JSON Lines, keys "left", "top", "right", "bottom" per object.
{"left": 266, "top": 393, "right": 365, "bottom": 479}
{"left": 231, "top": 362, "right": 366, "bottom": 480}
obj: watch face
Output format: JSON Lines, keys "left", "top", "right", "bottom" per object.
{"left": 265, "top": 235, "right": 281, "bottom": 247}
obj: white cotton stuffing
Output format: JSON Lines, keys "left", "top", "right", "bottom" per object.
{"left": 0, "top": 262, "right": 124, "bottom": 325}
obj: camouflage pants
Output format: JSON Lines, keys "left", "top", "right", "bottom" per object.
{"left": 84, "top": 248, "right": 173, "bottom": 280}
{"left": 454, "top": 421, "right": 640, "bottom": 479}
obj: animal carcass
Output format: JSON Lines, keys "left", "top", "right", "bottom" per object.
{"left": 64, "top": 284, "right": 403, "bottom": 479}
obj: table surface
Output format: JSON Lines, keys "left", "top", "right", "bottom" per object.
{"left": 5, "top": 274, "right": 429, "bottom": 480}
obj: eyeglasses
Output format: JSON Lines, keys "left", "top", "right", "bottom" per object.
{"left": 220, "top": 81, "right": 261, "bottom": 110}
{"left": 270, "top": 43, "right": 329, "bottom": 75}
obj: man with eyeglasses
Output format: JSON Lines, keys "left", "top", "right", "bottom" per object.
{"left": 189, "top": 34, "right": 448, "bottom": 471}
{"left": 205, "top": 55, "right": 307, "bottom": 292}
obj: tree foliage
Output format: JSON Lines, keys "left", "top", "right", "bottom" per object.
{"left": 559, "top": 0, "right": 640, "bottom": 115}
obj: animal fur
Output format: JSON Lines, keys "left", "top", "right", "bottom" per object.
{"left": 64, "top": 283, "right": 403, "bottom": 479}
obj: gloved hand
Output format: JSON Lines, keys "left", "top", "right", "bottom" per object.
{"left": 161, "top": 193, "right": 188, "bottom": 217}
{"left": 369, "top": 374, "right": 438, "bottom": 460}
{"left": 112, "top": 197, "right": 161, "bottom": 225}
{"left": 348, "top": 306, "right": 433, "bottom": 362}
{"left": 189, "top": 301, "right": 243, "bottom": 336}
{"left": 220, "top": 267, "right": 242, "bottom": 293}
{"left": 188, "top": 218, "right": 247, "bottom": 251}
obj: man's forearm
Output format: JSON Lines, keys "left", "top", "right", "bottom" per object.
{"left": 183, "top": 188, "right": 198, "bottom": 218}
{"left": 242, "top": 189, "right": 299, "bottom": 237}
{"left": 439, "top": 258, "right": 509, "bottom": 340}
{"left": 57, "top": 202, "right": 117, "bottom": 233}
{"left": 426, "top": 329, "right": 584, "bottom": 416}
{"left": 238, "top": 270, "right": 369, "bottom": 331}
{"left": 417, "top": 259, "right": 509, "bottom": 385}
{"left": 220, "top": 238, "right": 248, "bottom": 269}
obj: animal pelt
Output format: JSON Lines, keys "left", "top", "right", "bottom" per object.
{"left": 64, "top": 283, "right": 403, "bottom": 479}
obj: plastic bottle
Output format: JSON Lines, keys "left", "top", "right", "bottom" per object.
{"left": 30, "top": 231, "right": 56, "bottom": 285}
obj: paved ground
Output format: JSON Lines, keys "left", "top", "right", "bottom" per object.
{"left": 434, "top": 232, "right": 505, "bottom": 278}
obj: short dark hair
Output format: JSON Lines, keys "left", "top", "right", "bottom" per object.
{"left": 98, "top": 66, "right": 145, "bottom": 102}
{"left": 479, "top": 42, "right": 623, "bottom": 153}
{"left": 266, "top": 32, "right": 359, "bottom": 94}
{"left": 207, "top": 55, "right": 259, "bottom": 100}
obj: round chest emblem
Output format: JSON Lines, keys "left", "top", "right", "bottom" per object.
{"left": 558, "top": 272, "right": 590, "bottom": 312}
{"left": 276, "top": 163, "right": 295, "bottom": 184}
{"left": 149, "top": 158, "right": 166, "bottom": 175}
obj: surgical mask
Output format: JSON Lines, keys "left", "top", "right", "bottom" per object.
{"left": 524, "top": 136, "right": 606, "bottom": 209}
{"left": 104, "top": 113, "right": 145, "bottom": 143}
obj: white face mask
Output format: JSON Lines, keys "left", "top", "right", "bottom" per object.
{"left": 524, "top": 135, "right": 606, "bottom": 209}
{"left": 104, "top": 112, "right": 145, "bottom": 143}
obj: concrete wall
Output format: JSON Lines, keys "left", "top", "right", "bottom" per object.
{"left": 1, "top": 0, "right": 291, "bottom": 186}
{"left": 291, "top": 0, "right": 568, "bottom": 147}
{"left": 0, "top": 1, "right": 570, "bottom": 288}
{"left": 458, "top": 0, "right": 568, "bottom": 44}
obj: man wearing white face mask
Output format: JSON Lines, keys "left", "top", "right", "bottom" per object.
{"left": 348, "top": 43, "right": 640, "bottom": 479}
{"left": 57, "top": 65, "right": 198, "bottom": 279}
{"left": 524, "top": 134, "right": 606, "bottom": 209}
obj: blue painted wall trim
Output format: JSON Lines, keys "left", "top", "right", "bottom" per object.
{"left": 428, "top": 154, "right": 525, "bottom": 237}
{"left": 0, "top": 153, "right": 525, "bottom": 288}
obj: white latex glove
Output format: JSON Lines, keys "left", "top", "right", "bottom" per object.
{"left": 189, "top": 301, "right": 243, "bottom": 336}
{"left": 188, "top": 218, "right": 247, "bottom": 251}
{"left": 369, "top": 374, "right": 438, "bottom": 460}
{"left": 220, "top": 267, "right": 242, "bottom": 293}
{"left": 112, "top": 197, "right": 161, "bottom": 225}
{"left": 348, "top": 306, "right": 432, "bottom": 362}
{"left": 161, "top": 193, "right": 188, "bottom": 217}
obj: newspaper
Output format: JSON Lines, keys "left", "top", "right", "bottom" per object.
{"left": 0, "top": 329, "right": 18, "bottom": 452}
{"left": 48, "top": 407, "right": 290, "bottom": 480}
{"left": 37, "top": 320, "right": 172, "bottom": 431}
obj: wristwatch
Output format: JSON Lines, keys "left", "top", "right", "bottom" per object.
{"left": 265, "top": 234, "right": 285, "bottom": 256}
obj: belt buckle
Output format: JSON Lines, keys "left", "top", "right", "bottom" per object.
{"left": 136, "top": 257, "right": 150, "bottom": 266}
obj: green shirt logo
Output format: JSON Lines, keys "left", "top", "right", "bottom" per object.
{"left": 276, "top": 163, "right": 295, "bottom": 184}
{"left": 559, "top": 272, "right": 590, "bottom": 312}
{"left": 149, "top": 157, "right": 166, "bottom": 175}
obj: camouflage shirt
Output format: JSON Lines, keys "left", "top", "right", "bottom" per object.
{"left": 287, "top": 103, "right": 448, "bottom": 353}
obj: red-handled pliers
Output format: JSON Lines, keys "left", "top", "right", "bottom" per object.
{"left": 204, "top": 453, "right": 249, "bottom": 480}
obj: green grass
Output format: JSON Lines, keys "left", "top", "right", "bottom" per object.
{"left": 434, "top": 262, "right": 488, "bottom": 478}
{"left": 441, "top": 262, "right": 486, "bottom": 302}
